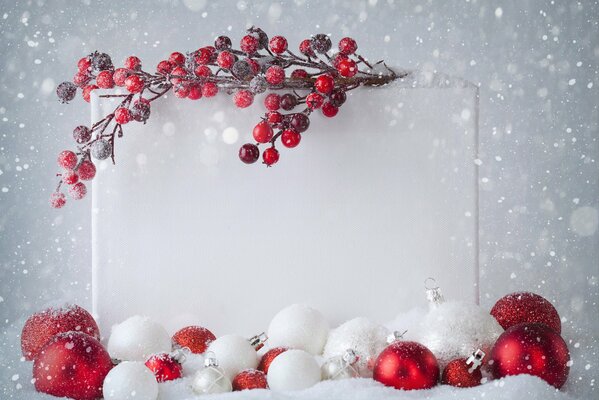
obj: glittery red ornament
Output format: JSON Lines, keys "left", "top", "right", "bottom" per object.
{"left": 373, "top": 341, "right": 440, "bottom": 390}
{"left": 21, "top": 304, "right": 100, "bottom": 360}
{"left": 258, "top": 347, "right": 288, "bottom": 374}
{"left": 491, "top": 292, "right": 561, "bottom": 333}
{"left": 33, "top": 331, "right": 113, "bottom": 400}
{"left": 145, "top": 353, "right": 183, "bottom": 382}
{"left": 232, "top": 369, "right": 268, "bottom": 391}
{"left": 491, "top": 323, "right": 570, "bottom": 388}
{"left": 441, "top": 358, "right": 482, "bottom": 387}
{"left": 172, "top": 325, "right": 216, "bottom": 354}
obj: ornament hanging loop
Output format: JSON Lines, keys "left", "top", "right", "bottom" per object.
{"left": 204, "top": 351, "right": 219, "bottom": 367}
{"left": 465, "top": 349, "right": 486, "bottom": 374}
{"left": 386, "top": 329, "right": 408, "bottom": 344}
{"left": 424, "top": 277, "right": 444, "bottom": 307}
{"left": 248, "top": 332, "right": 268, "bottom": 351}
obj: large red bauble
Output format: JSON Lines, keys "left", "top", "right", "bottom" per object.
{"left": 145, "top": 353, "right": 183, "bottom": 382}
{"left": 441, "top": 358, "right": 482, "bottom": 388}
{"left": 257, "top": 347, "right": 288, "bottom": 374}
{"left": 491, "top": 292, "right": 561, "bottom": 333}
{"left": 172, "top": 325, "right": 216, "bottom": 354}
{"left": 232, "top": 369, "right": 268, "bottom": 391}
{"left": 373, "top": 341, "right": 440, "bottom": 390}
{"left": 33, "top": 331, "right": 113, "bottom": 400}
{"left": 21, "top": 304, "right": 100, "bottom": 360}
{"left": 490, "top": 323, "right": 570, "bottom": 388}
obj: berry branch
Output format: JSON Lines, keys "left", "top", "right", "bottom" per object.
{"left": 51, "top": 28, "right": 402, "bottom": 208}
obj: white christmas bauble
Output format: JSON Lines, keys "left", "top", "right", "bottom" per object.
{"left": 103, "top": 361, "right": 158, "bottom": 400}
{"left": 410, "top": 300, "right": 504, "bottom": 367}
{"left": 323, "top": 317, "right": 389, "bottom": 377}
{"left": 267, "top": 349, "right": 321, "bottom": 391}
{"left": 107, "top": 315, "right": 171, "bottom": 361}
{"left": 191, "top": 365, "right": 232, "bottom": 394}
{"left": 206, "top": 335, "right": 258, "bottom": 379}
{"left": 268, "top": 304, "right": 329, "bottom": 355}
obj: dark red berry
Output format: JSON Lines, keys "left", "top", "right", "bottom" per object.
{"left": 281, "top": 129, "right": 301, "bottom": 148}
{"left": 62, "top": 170, "right": 79, "bottom": 185}
{"left": 73, "top": 126, "right": 91, "bottom": 144}
{"left": 314, "top": 74, "right": 335, "bottom": 94}
{"left": 329, "top": 89, "right": 347, "bottom": 107}
{"left": 73, "top": 72, "right": 90, "bottom": 88}
{"left": 69, "top": 182, "right": 87, "bottom": 200}
{"left": 240, "top": 35, "right": 259, "bottom": 54}
{"left": 239, "top": 143, "right": 260, "bottom": 164}
{"left": 248, "top": 27, "right": 269, "bottom": 49}
{"left": 291, "top": 69, "right": 308, "bottom": 79}
{"left": 124, "top": 56, "right": 142, "bottom": 70}
{"left": 338, "top": 37, "right": 358, "bottom": 55}
{"left": 262, "top": 147, "right": 279, "bottom": 166}
{"left": 131, "top": 99, "right": 151, "bottom": 122}
{"left": 58, "top": 150, "right": 78, "bottom": 170}
{"left": 195, "top": 47, "right": 216, "bottom": 65}
{"left": 125, "top": 75, "right": 144, "bottom": 93}
{"left": 337, "top": 58, "right": 357, "bottom": 77}
{"left": 264, "top": 94, "right": 281, "bottom": 111}
{"left": 77, "top": 160, "right": 96, "bottom": 180}
{"left": 113, "top": 68, "right": 129, "bottom": 86}
{"left": 290, "top": 114, "right": 310, "bottom": 132}
{"left": 194, "top": 65, "right": 212, "bottom": 77}
{"left": 265, "top": 66, "right": 285, "bottom": 85}
{"left": 280, "top": 93, "right": 297, "bottom": 111}
{"left": 217, "top": 51, "right": 236, "bottom": 69}
{"left": 299, "top": 39, "right": 315, "bottom": 57}
{"left": 82, "top": 85, "right": 98, "bottom": 103}
{"left": 215, "top": 35, "right": 232, "bottom": 50}
{"left": 306, "top": 92, "right": 324, "bottom": 109}
{"left": 245, "top": 58, "right": 261, "bottom": 75}
{"left": 50, "top": 192, "right": 66, "bottom": 209}
{"left": 311, "top": 34, "right": 332, "bottom": 53}
{"left": 56, "top": 82, "right": 77, "bottom": 103}
{"left": 269, "top": 36, "right": 288, "bottom": 54}
{"left": 169, "top": 52, "right": 186, "bottom": 66}
{"left": 157, "top": 60, "right": 174, "bottom": 75}
{"left": 267, "top": 111, "right": 283, "bottom": 124}
{"left": 322, "top": 102, "right": 339, "bottom": 117}
{"left": 233, "top": 90, "right": 254, "bottom": 108}
{"left": 232, "top": 60, "right": 254, "bottom": 79}
{"left": 202, "top": 82, "right": 218, "bottom": 97}
{"left": 96, "top": 70, "right": 114, "bottom": 89}
{"left": 187, "top": 84, "right": 202, "bottom": 100}
{"left": 253, "top": 121, "right": 274, "bottom": 143}
{"left": 90, "top": 52, "right": 113, "bottom": 71}
{"left": 77, "top": 57, "right": 91, "bottom": 72}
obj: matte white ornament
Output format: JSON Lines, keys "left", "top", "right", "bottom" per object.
{"left": 191, "top": 352, "right": 232, "bottom": 394}
{"left": 107, "top": 315, "right": 171, "bottom": 361}
{"left": 321, "top": 349, "right": 360, "bottom": 380}
{"left": 103, "top": 361, "right": 158, "bottom": 400}
{"left": 323, "top": 317, "right": 389, "bottom": 376}
{"left": 267, "top": 349, "right": 321, "bottom": 391}
{"left": 206, "top": 334, "right": 260, "bottom": 379}
{"left": 268, "top": 304, "right": 329, "bottom": 355}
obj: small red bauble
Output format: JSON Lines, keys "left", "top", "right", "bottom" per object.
{"left": 195, "top": 46, "right": 215, "bottom": 65}
{"left": 112, "top": 68, "right": 129, "bottom": 86}
{"left": 82, "top": 84, "right": 98, "bottom": 103}
{"left": 234, "top": 89, "right": 254, "bottom": 108}
{"left": 33, "top": 331, "right": 112, "bottom": 400}
{"left": 306, "top": 92, "right": 324, "bottom": 109}
{"left": 232, "top": 369, "right": 268, "bottom": 391}
{"left": 114, "top": 107, "right": 132, "bottom": 124}
{"left": 332, "top": 54, "right": 349, "bottom": 69}
{"left": 187, "top": 84, "right": 203, "bottom": 100}
{"left": 169, "top": 51, "right": 186, "bottom": 66}
{"left": 338, "top": 37, "right": 358, "bottom": 55}
{"left": 170, "top": 66, "right": 188, "bottom": 85}
{"left": 267, "top": 111, "right": 283, "bottom": 124}
{"left": 262, "top": 147, "right": 279, "bottom": 166}
{"left": 314, "top": 74, "right": 335, "bottom": 94}
{"left": 322, "top": 102, "right": 339, "bottom": 118}
{"left": 57, "top": 150, "right": 78, "bottom": 170}
{"left": 62, "top": 170, "right": 79, "bottom": 185}
{"left": 490, "top": 323, "right": 570, "bottom": 388}
{"left": 281, "top": 129, "right": 301, "bottom": 148}
{"left": 291, "top": 69, "right": 308, "bottom": 79}
{"left": 239, "top": 143, "right": 260, "bottom": 164}
{"left": 77, "top": 57, "right": 91, "bottom": 72}
{"left": 50, "top": 192, "right": 66, "bottom": 209}
{"left": 73, "top": 72, "right": 90, "bottom": 87}
{"left": 373, "top": 341, "right": 440, "bottom": 390}
{"left": 145, "top": 353, "right": 183, "bottom": 382}
{"left": 202, "top": 82, "right": 218, "bottom": 97}
{"left": 253, "top": 121, "right": 274, "bottom": 143}
{"left": 264, "top": 93, "right": 281, "bottom": 111}
{"left": 124, "top": 55, "right": 141, "bottom": 70}
{"left": 157, "top": 60, "right": 174, "bottom": 75}
{"left": 125, "top": 75, "right": 144, "bottom": 93}
{"left": 172, "top": 325, "right": 216, "bottom": 354}
{"left": 95, "top": 70, "right": 114, "bottom": 89}
{"left": 441, "top": 358, "right": 482, "bottom": 388}
{"left": 69, "top": 182, "right": 87, "bottom": 200}
{"left": 337, "top": 58, "right": 358, "bottom": 77}
{"left": 258, "top": 347, "right": 288, "bottom": 374}
{"left": 240, "top": 34, "right": 259, "bottom": 54}
{"left": 491, "top": 292, "right": 561, "bottom": 333}
{"left": 174, "top": 85, "right": 190, "bottom": 98}
{"left": 217, "top": 51, "right": 236, "bottom": 69}
{"left": 246, "top": 58, "right": 261, "bottom": 75}
{"left": 194, "top": 65, "right": 212, "bottom": 77}
{"left": 299, "top": 39, "right": 315, "bottom": 57}
{"left": 77, "top": 160, "right": 96, "bottom": 181}
{"left": 265, "top": 66, "right": 285, "bottom": 85}
{"left": 269, "top": 35, "right": 288, "bottom": 54}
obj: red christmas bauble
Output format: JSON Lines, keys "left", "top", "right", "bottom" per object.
{"left": 145, "top": 353, "right": 183, "bottom": 382}
{"left": 441, "top": 358, "right": 482, "bottom": 388}
{"left": 232, "top": 369, "right": 268, "bottom": 391}
{"left": 491, "top": 323, "right": 570, "bottom": 388}
{"left": 373, "top": 341, "right": 440, "bottom": 390}
{"left": 257, "top": 347, "right": 288, "bottom": 374}
{"left": 21, "top": 304, "right": 100, "bottom": 360}
{"left": 172, "top": 325, "right": 216, "bottom": 354}
{"left": 491, "top": 292, "right": 561, "bottom": 333}
{"left": 33, "top": 331, "right": 113, "bottom": 400}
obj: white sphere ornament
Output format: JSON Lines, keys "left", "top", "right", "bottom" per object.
{"left": 107, "top": 315, "right": 171, "bottom": 361}
{"left": 206, "top": 333, "right": 265, "bottom": 379}
{"left": 323, "top": 317, "right": 389, "bottom": 376}
{"left": 103, "top": 361, "right": 158, "bottom": 400}
{"left": 267, "top": 349, "right": 321, "bottom": 391}
{"left": 268, "top": 304, "right": 329, "bottom": 355}
{"left": 191, "top": 352, "right": 232, "bottom": 394}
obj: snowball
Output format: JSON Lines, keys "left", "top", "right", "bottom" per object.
{"left": 323, "top": 317, "right": 389, "bottom": 377}
{"left": 268, "top": 304, "right": 329, "bottom": 355}
{"left": 103, "top": 361, "right": 158, "bottom": 400}
{"left": 206, "top": 335, "right": 258, "bottom": 380}
{"left": 107, "top": 315, "right": 171, "bottom": 361}
{"left": 267, "top": 349, "right": 321, "bottom": 391}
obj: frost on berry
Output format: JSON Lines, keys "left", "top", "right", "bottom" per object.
{"left": 62, "top": 170, "right": 79, "bottom": 185}
{"left": 214, "top": 35, "right": 232, "bottom": 50}
{"left": 131, "top": 100, "right": 151, "bottom": 122}
{"left": 69, "top": 182, "right": 87, "bottom": 200}
{"left": 249, "top": 76, "right": 267, "bottom": 94}
{"left": 232, "top": 60, "right": 254, "bottom": 80}
{"left": 91, "top": 140, "right": 112, "bottom": 160}
{"left": 311, "top": 34, "right": 332, "bottom": 53}
{"left": 50, "top": 192, "right": 66, "bottom": 209}
{"left": 234, "top": 90, "right": 254, "bottom": 108}
{"left": 73, "top": 126, "right": 91, "bottom": 144}
{"left": 90, "top": 52, "right": 113, "bottom": 71}
{"left": 77, "top": 160, "right": 96, "bottom": 181}
{"left": 56, "top": 82, "right": 77, "bottom": 103}
{"left": 58, "top": 150, "right": 78, "bottom": 170}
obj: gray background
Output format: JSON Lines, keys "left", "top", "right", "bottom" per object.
{"left": 0, "top": 0, "right": 597, "bottom": 398}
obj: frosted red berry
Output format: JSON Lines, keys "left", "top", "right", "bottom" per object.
{"left": 96, "top": 70, "right": 114, "bottom": 89}
{"left": 234, "top": 89, "right": 254, "bottom": 108}
{"left": 267, "top": 111, "right": 283, "bottom": 124}
{"left": 174, "top": 84, "right": 189, "bottom": 98}
{"left": 169, "top": 52, "right": 186, "bottom": 66}
{"left": 50, "top": 192, "right": 66, "bottom": 209}
{"left": 306, "top": 92, "right": 324, "bottom": 109}
{"left": 246, "top": 58, "right": 260, "bottom": 75}
{"left": 281, "top": 129, "right": 301, "bottom": 148}
{"left": 112, "top": 68, "right": 129, "bottom": 86}
{"left": 125, "top": 75, "right": 144, "bottom": 93}
{"left": 253, "top": 121, "right": 274, "bottom": 143}
{"left": 290, "top": 113, "right": 310, "bottom": 132}
{"left": 202, "top": 82, "right": 218, "bottom": 97}
{"left": 217, "top": 51, "right": 236, "bottom": 69}
{"left": 58, "top": 150, "right": 78, "bottom": 170}
{"left": 240, "top": 35, "right": 259, "bottom": 54}
{"left": 195, "top": 47, "right": 216, "bottom": 65}
{"left": 299, "top": 39, "right": 315, "bottom": 57}
{"left": 338, "top": 37, "right": 358, "bottom": 55}
{"left": 124, "top": 55, "right": 141, "bottom": 70}
{"left": 322, "top": 102, "right": 339, "bottom": 117}
{"left": 77, "top": 57, "right": 91, "bottom": 72}
{"left": 280, "top": 93, "right": 297, "bottom": 111}
{"left": 337, "top": 58, "right": 358, "bottom": 77}
{"left": 73, "top": 72, "right": 90, "bottom": 87}
{"left": 215, "top": 35, "right": 232, "bottom": 50}
{"left": 266, "top": 66, "right": 285, "bottom": 85}
{"left": 332, "top": 54, "right": 349, "bottom": 69}
{"left": 69, "top": 182, "right": 87, "bottom": 200}
{"left": 187, "top": 84, "right": 202, "bottom": 100}
{"left": 170, "top": 66, "right": 188, "bottom": 84}
{"left": 157, "top": 60, "right": 174, "bottom": 75}
{"left": 315, "top": 74, "right": 335, "bottom": 94}
{"left": 82, "top": 85, "right": 98, "bottom": 102}
{"left": 73, "top": 126, "right": 91, "bottom": 144}
{"left": 264, "top": 93, "right": 281, "bottom": 111}
{"left": 77, "top": 160, "right": 96, "bottom": 180}
{"left": 291, "top": 69, "right": 308, "bottom": 79}
{"left": 62, "top": 170, "right": 79, "bottom": 185}
{"left": 262, "top": 147, "right": 279, "bottom": 166}
{"left": 194, "top": 65, "right": 212, "bottom": 77}
{"left": 114, "top": 107, "right": 132, "bottom": 124}
{"left": 269, "top": 36, "right": 288, "bottom": 54}
{"left": 239, "top": 143, "right": 260, "bottom": 164}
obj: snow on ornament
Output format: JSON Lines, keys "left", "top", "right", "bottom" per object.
{"left": 107, "top": 315, "right": 171, "bottom": 361}
{"left": 268, "top": 304, "right": 329, "bottom": 355}
{"left": 206, "top": 333, "right": 266, "bottom": 380}
{"left": 191, "top": 352, "right": 233, "bottom": 394}
{"left": 102, "top": 361, "right": 158, "bottom": 400}
{"left": 323, "top": 317, "right": 389, "bottom": 376}
{"left": 321, "top": 349, "right": 360, "bottom": 380}
{"left": 267, "top": 349, "right": 321, "bottom": 391}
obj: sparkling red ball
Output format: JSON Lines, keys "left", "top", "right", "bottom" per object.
{"left": 291, "top": 69, "right": 308, "bottom": 79}
{"left": 113, "top": 68, "right": 129, "bottom": 86}
{"left": 338, "top": 37, "right": 358, "bottom": 55}
{"left": 491, "top": 292, "right": 561, "bottom": 333}
{"left": 188, "top": 85, "right": 203, "bottom": 100}
{"left": 373, "top": 341, "right": 440, "bottom": 390}
{"left": 232, "top": 369, "right": 268, "bottom": 391}
{"left": 58, "top": 150, "right": 78, "bottom": 170}
{"left": 322, "top": 102, "right": 339, "bottom": 118}
{"left": 337, "top": 58, "right": 358, "bottom": 77}
{"left": 96, "top": 70, "right": 114, "bottom": 89}
{"left": 264, "top": 93, "right": 281, "bottom": 111}
{"left": 73, "top": 72, "right": 90, "bottom": 88}
{"left": 215, "top": 35, "right": 232, "bottom": 50}
{"left": 240, "top": 35, "right": 260, "bottom": 54}
{"left": 114, "top": 107, "right": 132, "bottom": 124}
{"left": 62, "top": 170, "right": 79, "bottom": 185}
{"left": 299, "top": 39, "right": 315, "bottom": 57}
{"left": 262, "top": 147, "right": 280, "bottom": 166}
{"left": 77, "top": 57, "right": 91, "bottom": 72}
{"left": 157, "top": 60, "right": 174, "bottom": 75}
{"left": 202, "top": 82, "right": 218, "bottom": 97}
{"left": 441, "top": 358, "right": 482, "bottom": 388}
{"left": 314, "top": 74, "right": 335, "bottom": 94}
{"left": 234, "top": 90, "right": 254, "bottom": 108}
{"left": 124, "top": 55, "right": 141, "bottom": 70}
{"left": 217, "top": 51, "right": 236, "bottom": 69}
{"left": 195, "top": 65, "right": 212, "bottom": 77}
{"left": 172, "top": 326, "right": 216, "bottom": 354}
{"left": 195, "top": 47, "right": 216, "bottom": 65}
{"left": 33, "top": 331, "right": 112, "bottom": 400}
{"left": 69, "top": 182, "right": 87, "bottom": 200}
{"left": 281, "top": 129, "right": 301, "bottom": 148}
{"left": 253, "top": 121, "right": 274, "bottom": 143}
{"left": 77, "top": 160, "right": 96, "bottom": 181}
{"left": 306, "top": 92, "right": 324, "bottom": 109}
{"left": 265, "top": 66, "right": 285, "bottom": 85}
{"left": 169, "top": 52, "right": 186, "bottom": 66}
{"left": 269, "top": 36, "right": 288, "bottom": 54}
{"left": 145, "top": 353, "right": 183, "bottom": 382}
{"left": 82, "top": 85, "right": 98, "bottom": 103}
{"left": 50, "top": 192, "right": 66, "bottom": 209}
{"left": 258, "top": 347, "right": 288, "bottom": 374}
{"left": 267, "top": 111, "right": 283, "bottom": 124}
{"left": 125, "top": 75, "right": 144, "bottom": 93}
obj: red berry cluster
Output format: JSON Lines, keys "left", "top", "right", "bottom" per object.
{"left": 52, "top": 28, "right": 399, "bottom": 207}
